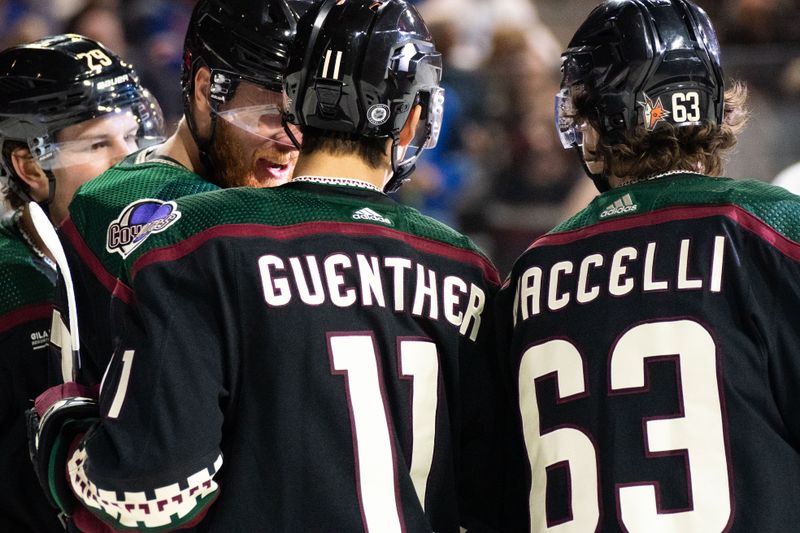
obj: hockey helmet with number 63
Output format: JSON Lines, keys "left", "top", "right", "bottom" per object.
{"left": 555, "top": 0, "right": 725, "bottom": 150}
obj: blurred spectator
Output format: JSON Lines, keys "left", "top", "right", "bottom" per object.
{"left": 64, "top": 1, "right": 126, "bottom": 55}
{"left": 397, "top": 19, "right": 487, "bottom": 227}
{"left": 0, "top": 0, "right": 50, "bottom": 49}
{"left": 773, "top": 161, "right": 800, "bottom": 194}
{"left": 414, "top": 0, "right": 582, "bottom": 274}
{"left": 701, "top": 0, "right": 800, "bottom": 45}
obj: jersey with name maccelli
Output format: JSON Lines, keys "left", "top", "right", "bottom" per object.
{"left": 54, "top": 149, "right": 218, "bottom": 385}
{"left": 73, "top": 182, "right": 503, "bottom": 532}
{"left": 0, "top": 214, "right": 62, "bottom": 532}
{"left": 497, "top": 173, "right": 800, "bottom": 532}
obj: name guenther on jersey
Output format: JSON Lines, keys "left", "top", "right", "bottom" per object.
{"left": 258, "top": 252, "right": 487, "bottom": 341}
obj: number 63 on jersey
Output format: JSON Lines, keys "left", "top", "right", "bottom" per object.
{"left": 519, "top": 319, "right": 733, "bottom": 532}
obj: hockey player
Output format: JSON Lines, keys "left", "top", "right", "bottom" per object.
{"left": 0, "top": 35, "right": 164, "bottom": 532}
{"left": 52, "top": 0, "right": 312, "bottom": 387}
{"left": 496, "top": 1, "right": 800, "bottom": 531}
{"left": 29, "top": 0, "right": 502, "bottom": 530}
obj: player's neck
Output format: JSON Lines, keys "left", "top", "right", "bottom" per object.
{"left": 292, "top": 151, "right": 391, "bottom": 190}
{"left": 154, "top": 118, "right": 202, "bottom": 175}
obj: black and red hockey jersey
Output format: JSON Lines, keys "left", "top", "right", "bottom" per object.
{"left": 53, "top": 149, "right": 218, "bottom": 385}
{"left": 71, "top": 181, "right": 502, "bottom": 532}
{"left": 497, "top": 173, "right": 800, "bottom": 532}
{"left": 0, "top": 213, "right": 62, "bottom": 532}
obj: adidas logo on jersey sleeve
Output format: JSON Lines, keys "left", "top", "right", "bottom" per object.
{"left": 352, "top": 207, "right": 393, "bottom": 226}
{"left": 600, "top": 194, "right": 639, "bottom": 219}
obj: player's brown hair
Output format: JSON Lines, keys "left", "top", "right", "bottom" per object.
{"left": 582, "top": 82, "right": 749, "bottom": 181}
{"left": 1, "top": 140, "right": 30, "bottom": 210}
{"left": 299, "top": 127, "right": 389, "bottom": 169}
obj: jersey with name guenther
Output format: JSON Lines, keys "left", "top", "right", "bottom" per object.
{"left": 497, "top": 173, "right": 800, "bottom": 532}
{"left": 74, "top": 182, "right": 502, "bottom": 532}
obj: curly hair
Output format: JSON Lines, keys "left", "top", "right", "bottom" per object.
{"left": 580, "top": 82, "right": 749, "bottom": 181}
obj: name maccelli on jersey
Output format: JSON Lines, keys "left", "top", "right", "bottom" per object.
{"left": 513, "top": 235, "right": 726, "bottom": 325}
{"left": 258, "top": 252, "right": 487, "bottom": 341}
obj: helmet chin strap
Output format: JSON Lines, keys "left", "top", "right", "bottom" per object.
{"left": 384, "top": 135, "right": 414, "bottom": 194}
{"left": 185, "top": 102, "right": 221, "bottom": 184}
{"left": 576, "top": 147, "right": 610, "bottom": 193}
{"left": 43, "top": 169, "right": 56, "bottom": 213}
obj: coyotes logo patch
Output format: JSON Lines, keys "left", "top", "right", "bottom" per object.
{"left": 641, "top": 93, "right": 670, "bottom": 131}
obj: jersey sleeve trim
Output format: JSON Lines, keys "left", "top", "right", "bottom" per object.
{"left": 532, "top": 204, "right": 800, "bottom": 260}
{"left": 69, "top": 447, "right": 222, "bottom": 532}
{"left": 0, "top": 302, "right": 52, "bottom": 334}
{"left": 131, "top": 222, "right": 501, "bottom": 285}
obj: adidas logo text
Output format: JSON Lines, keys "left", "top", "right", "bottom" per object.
{"left": 353, "top": 208, "right": 393, "bottom": 225}
{"left": 600, "top": 194, "right": 638, "bottom": 219}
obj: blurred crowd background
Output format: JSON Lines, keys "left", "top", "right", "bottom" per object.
{"left": 2, "top": 0, "right": 799, "bottom": 274}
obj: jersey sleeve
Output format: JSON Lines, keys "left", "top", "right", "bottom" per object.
{"left": 761, "top": 248, "right": 800, "bottom": 444}
{"left": 492, "top": 277, "right": 533, "bottom": 532}
{"left": 68, "top": 247, "right": 230, "bottom": 531}
{"left": 0, "top": 309, "right": 64, "bottom": 531}
{"left": 457, "top": 276, "right": 504, "bottom": 532}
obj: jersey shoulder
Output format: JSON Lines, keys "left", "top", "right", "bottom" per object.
{"left": 0, "top": 220, "right": 54, "bottom": 318}
{"left": 126, "top": 184, "right": 496, "bottom": 275}
{"left": 394, "top": 201, "right": 493, "bottom": 260}
{"left": 552, "top": 174, "right": 800, "bottom": 243}
{"left": 65, "top": 151, "right": 218, "bottom": 273}
{"left": 70, "top": 152, "right": 215, "bottom": 224}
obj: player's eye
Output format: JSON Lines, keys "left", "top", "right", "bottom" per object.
{"left": 90, "top": 140, "right": 110, "bottom": 151}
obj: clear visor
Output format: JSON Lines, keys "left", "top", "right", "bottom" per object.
{"left": 33, "top": 91, "right": 166, "bottom": 171}
{"left": 396, "top": 86, "right": 445, "bottom": 168}
{"left": 555, "top": 87, "right": 583, "bottom": 149}
{"left": 213, "top": 81, "right": 301, "bottom": 148}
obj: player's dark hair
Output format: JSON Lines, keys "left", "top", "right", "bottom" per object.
{"left": 581, "top": 83, "right": 749, "bottom": 181}
{"left": 299, "top": 127, "right": 388, "bottom": 169}
{"left": 1, "top": 140, "right": 30, "bottom": 210}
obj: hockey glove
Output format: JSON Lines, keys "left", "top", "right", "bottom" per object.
{"left": 26, "top": 382, "right": 99, "bottom": 515}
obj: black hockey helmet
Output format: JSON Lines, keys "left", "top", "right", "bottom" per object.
{"left": 181, "top": 0, "right": 314, "bottom": 99}
{"left": 556, "top": 0, "right": 724, "bottom": 150}
{"left": 0, "top": 34, "right": 164, "bottom": 203}
{"left": 283, "top": 0, "right": 445, "bottom": 193}
{"left": 180, "top": 0, "right": 313, "bottom": 171}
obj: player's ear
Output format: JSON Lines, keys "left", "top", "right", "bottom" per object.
{"left": 398, "top": 104, "right": 422, "bottom": 149}
{"left": 193, "top": 66, "right": 213, "bottom": 118}
{"left": 10, "top": 146, "right": 49, "bottom": 202}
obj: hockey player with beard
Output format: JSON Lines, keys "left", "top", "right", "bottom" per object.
{"left": 50, "top": 0, "right": 314, "bottom": 387}
{"left": 29, "top": 0, "right": 503, "bottom": 530}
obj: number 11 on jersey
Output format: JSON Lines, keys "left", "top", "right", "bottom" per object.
{"left": 329, "top": 334, "right": 439, "bottom": 533}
